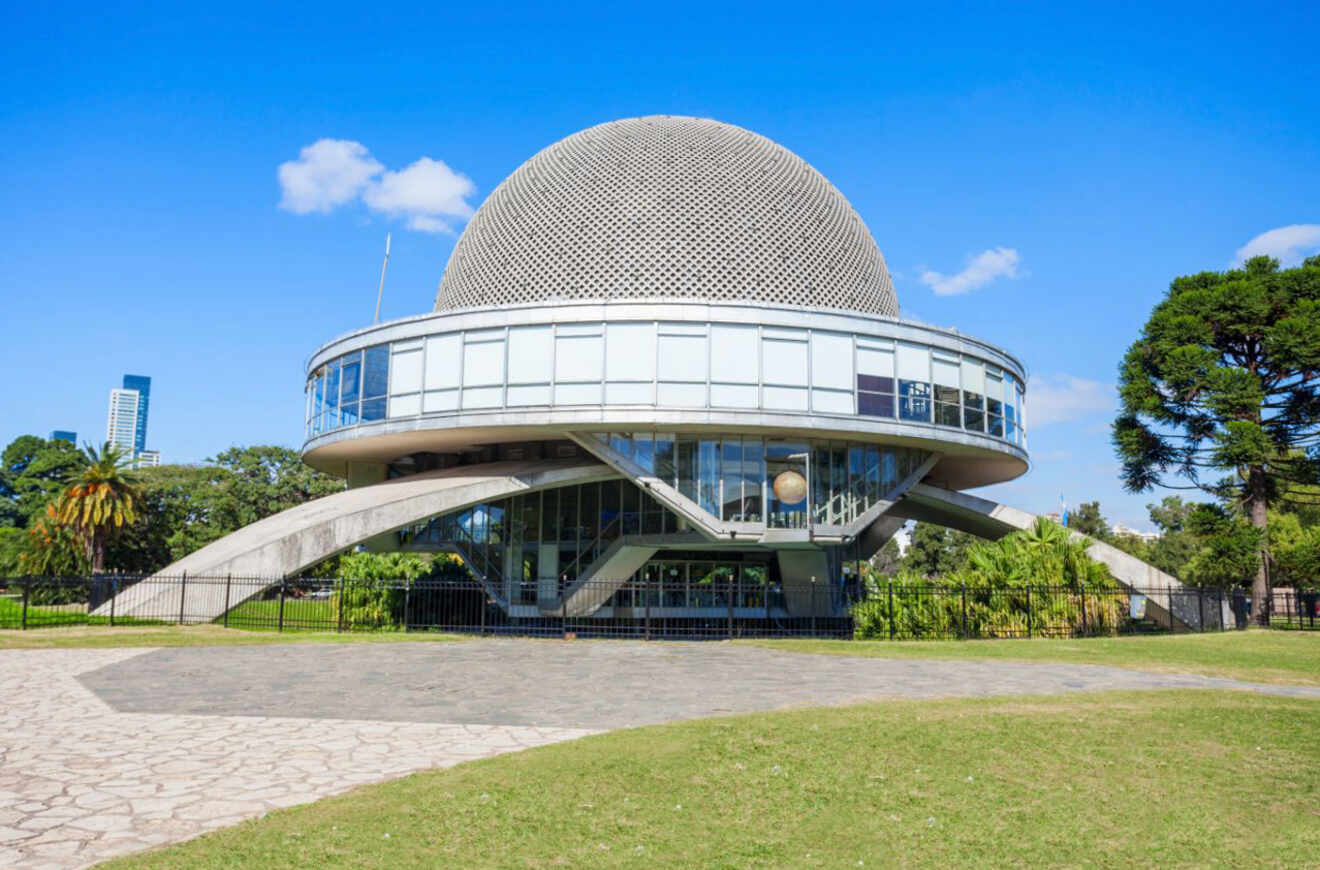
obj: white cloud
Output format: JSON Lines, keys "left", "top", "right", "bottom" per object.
{"left": 363, "top": 158, "right": 476, "bottom": 235}
{"left": 1233, "top": 224, "right": 1320, "bottom": 267}
{"left": 1026, "top": 374, "right": 1115, "bottom": 426}
{"left": 277, "top": 141, "right": 476, "bottom": 233}
{"left": 919, "top": 247, "right": 1020, "bottom": 296}
{"left": 277, "top": 139, "right": 382, "bottom": 214}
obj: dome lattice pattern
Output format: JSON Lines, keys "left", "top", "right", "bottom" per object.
{"left": 434, "top": 116, "right": 898, "bottom": 316}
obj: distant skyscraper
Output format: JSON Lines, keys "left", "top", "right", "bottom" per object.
{"left": 49, "top": 430, "right": 77, "bottom": 444}
{"left": 106, "top": 389, "right": 141, "bottom": 456}
{"left": 135, "top": 449, "right": 161, "bottom": 468}
{"left": 122, "top": 374, "right": 151, "bottom": 454}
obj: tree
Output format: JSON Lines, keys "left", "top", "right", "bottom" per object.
{"left": 901, "top": 522, "right": 977, "bottom": 579}
{"left": 1113, "top": 255, "right": 1320, "bottom": 624}
{"left": 19, "top": 503, "right": 90, "bottom": 576}
{"left": 57, "top": 442, "right": 141, "bottom": 573}
{"left": 103, "top": 447, "right": 345, "bottom": 574}
{"left": 1066, "top": 500, "right": 1110, "bottom": 540}
{"left": 869, "top": 536, "right": 902, "bottom": 576}
{"left": 208, "top": 446, "right": 345, "bottom": 531}
{"left": 0, "top": 435, "right": 88, "bottom": 528}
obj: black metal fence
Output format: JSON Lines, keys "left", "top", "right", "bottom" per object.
{"left": 2, "top": 574, "right": 1313, "bottom": 639}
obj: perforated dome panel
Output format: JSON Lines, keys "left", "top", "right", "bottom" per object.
{"left": 434, "top": 116, "right": 898, "bottom": 316}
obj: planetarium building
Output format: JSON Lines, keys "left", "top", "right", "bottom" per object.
{"left": 105, "top": 116, "right": 1189, "bottom": 630}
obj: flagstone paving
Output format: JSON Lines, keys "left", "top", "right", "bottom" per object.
{"left": 4, "top": 639, "right": 1318, "bottom": 869}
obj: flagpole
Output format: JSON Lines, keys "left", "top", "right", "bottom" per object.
{"left": 373, "top": 233, "right": 391, "bottom": 324}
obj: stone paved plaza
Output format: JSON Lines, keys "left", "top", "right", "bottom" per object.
{"left": 3, "top": 639, "right": 1318, "bottom": 869}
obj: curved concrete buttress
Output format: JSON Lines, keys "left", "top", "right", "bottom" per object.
{"left": 96, "top": 459, "right": 618, "bottom": 622}
{"left": 892, "top": 484, "right": 1229, "bottom": 630}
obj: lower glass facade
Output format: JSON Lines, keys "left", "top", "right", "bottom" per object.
{"left": 398, "top": 480, "right": 682, "bottom": 603}
{"left": 593, "top": 432, "right": 928, "bottom": 529}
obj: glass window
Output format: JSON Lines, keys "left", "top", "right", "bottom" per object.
{"left": 848, "top": 446, "right": 865, "bottom": 521}
{"left": 742, "top": 563, "right": 768, "bottom": 608}
{"left": 360, "top": 397, "right": 385, "bottom": 422}
{"left": 858, "top": 391, "right": 894, "bottom": 418}
{"left": 766, "top": 441, "right": 809, "bottom": 529}
{"left": 579, "top": 482, "right": 599, "bottom": 541}
{"left": 600, "top": 480, "right": 620, "bottom": 536}
{"left": 933, "top": 384, "right": 961, "bottom": 427}
{"left": 654, "top": 434, "right": 676, "bottom": 486}
{"left": 324, "top": 358, "right": 341, "bottom": 429}
{"left": 899, "top": 380, "right": 931, "bottom": 422}
{"left": 865, "top": 446, "right": 881, "bottom": 507}
{"left": 811, "top": 446, "right": 831, "bottom": 526}
{"left": 340, "top": 353, "right": 362, "bottom": 406}
{"left": 541, "top": 489, "right": 559, "bottom": 541}
{"left": 857, "top": 374, "right": 894, "bottom": 394}
{"left": 519, "top": 494, "right": 541, "bottom": 545}
{"left": 698, "top": 440, "right": 720, "bottom": 517}
{"left": 690, "top": 562, "right": 716, "bottom": 607}
{"left": 558, "top": 486, "right": 578, "bottom": 546}
{"left": 662, "top": 563, "right": 686, "bottom": 607}
{"left": 632, "top": 433, "right": 654, "bottom": 474}
{"left": 721, "top": 440, "right": 742, "bottom": 522}
{"left": 363, "top": 346, "right": 389, "bottom": 399}
{"left": 741, "top": 439, "right": 764, "bottom": 523}
{"left": 829, "top": 444, "right": 848, "bottom": 524}
{"left": 676, "top": 439, "right": 698, "bottom": 502}
{"left": 963, "top": 391, "right": 985, "bottom": 432}
{"left": 620, "top": 482, "right": 640, "bottom": 535}
{"left": 610, "top": 433, "right": 631, "bottom": 457}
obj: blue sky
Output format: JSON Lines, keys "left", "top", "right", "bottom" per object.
{"left": 3, "top": 1, "right": 1318, "bottom": 531}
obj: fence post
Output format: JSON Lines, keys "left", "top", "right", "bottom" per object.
{"left": 178, "top": 571, "right": 188, "bottom": 625}
{"left": 960, "top": 581, "right": 968, "bottom": 640}
{"left": 277, "top": 577, "right": 286, "bottom": 632}
{"left": 480, "top": 591, "right": 487, "bottom": 635}
{"left": 1167, "top": 585, "right": 1174, "bottom": 633}
{"left": 645, "top": 582, "right": 651, "bottom": 641}
{"left": 403, "top": 580, "right": 411, "bottom": 633}
{"left": 561, "top": 599, "right": 568, "bottom": 640}
{"left": 1197, "top": 587, "right": 1205, "bottom": 632}
{"left": 727, "top": 579, "right": 735, "bottom": 640}
{"left": 1079, "top": 586, "right": 1088, "bottom": 637}
{"left": 222, "top": 574, "right": 232, "bottom": 628}
{"left": 109, "top": 576, "right": 118, "bottom": 627}
{"left": 336, "top": 578, "right": 345, "bottom": 632}
{"left": 1026, "top": 584, "right": 1033, "bottom": 639}
{"left": 21, "top": 576, "right": 29, "bottom": 630}
{"left": 887, "top": 578, "right": 894, "bottom": 641}
{"left": 810, "top": 578, "right": 817, "bottom": 637}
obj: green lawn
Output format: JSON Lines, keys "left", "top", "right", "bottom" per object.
{"left": 219, "top": 596, "right": 340, "bottom": 629}
{"left": 0, "top": 623, "right": 465, "bottom": 649}
{"left": 100, "top": 690, "right": 1320, "bottom": 869}
{"left": 745, "top": 630, "right": 1320, "bottom": 686}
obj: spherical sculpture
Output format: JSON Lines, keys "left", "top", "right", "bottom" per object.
{"left": 772, "top": 471, "right": 808, "bottom": 506}
{"left": 435, "top": 115, "right": 899, "bottom": 317}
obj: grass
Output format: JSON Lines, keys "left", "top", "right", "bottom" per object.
{"left": 220, "top": 596, "right": 340, "bottom": 629}
{"left": 100, "top": 690, "right": 1320, "bottom": 869}
{"left": 0, "top": 623, "right": 465, "bottom": 649}
{"left": 744, "top": 630, "right": 1320, "bottom": 686}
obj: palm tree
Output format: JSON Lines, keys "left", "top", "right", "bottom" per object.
{"left": 58, "top": 442, "right": 141, "bottom": 573}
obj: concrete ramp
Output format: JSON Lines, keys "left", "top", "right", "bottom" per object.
{"left": 893, "top": 484, "right": 1226, "bottom": 630}
{"left": 96, "top": 459, "right": 617, "bottom": 622}
{"left": 549, "top": 539, "right": 660, "bottom": 617}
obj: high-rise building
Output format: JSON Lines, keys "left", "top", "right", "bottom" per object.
{"left": 122, "top": 375, "right": 151, "bottom": 454}
{"left": 49, "top": 430, "right": 77, "bottom": 444}
{"left": 135, "top": 449, "right": 161, "bottom": 468}
{"left": 106, "top": 389, "right": 141, "bottom": 456}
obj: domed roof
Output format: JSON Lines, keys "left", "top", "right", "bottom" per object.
{"left": 434, "top": 116, "right": 898, "bottom": 317}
